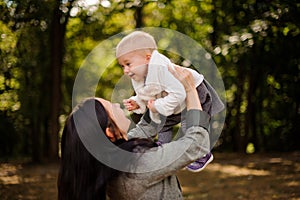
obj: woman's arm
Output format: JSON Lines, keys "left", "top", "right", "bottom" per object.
{"left": 131, "top": 111, "right": 210, "bottom": 181}
{"left": 152, "top": 66, "right": 186, "bottom": 116}
{"left": 170, "top": 64, "right": 202, "bottom": 111}
{"left": 131, "top": 66, "right": 210, "bottom": 182}
{"left": 127, "top": 110, "right": 160, "bottom": 140}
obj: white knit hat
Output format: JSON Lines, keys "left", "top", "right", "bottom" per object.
{"left": 116, "top": 31, "right": 157, "bottom": 58}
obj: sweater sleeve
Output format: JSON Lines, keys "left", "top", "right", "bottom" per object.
{"left": 131, "top": 110, "right": 210, "bottom": 184}
{"left": 127, "top": 110, "right": 160, "bottom": 140}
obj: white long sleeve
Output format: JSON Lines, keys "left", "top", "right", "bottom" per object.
{"left": 131, "top": 50, "right": 204, "bottom": 120}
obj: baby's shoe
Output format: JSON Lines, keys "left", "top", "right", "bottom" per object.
{"left": 186, "top": 152, "right": 213, "bottom": 172}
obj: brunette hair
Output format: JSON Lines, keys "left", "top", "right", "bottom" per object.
{"left": 58, "top": 98, "right": 156, "bottom": 200}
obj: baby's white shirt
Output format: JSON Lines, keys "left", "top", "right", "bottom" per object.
{"left": 130, "top": 50, "right": 204, "bottom": 123}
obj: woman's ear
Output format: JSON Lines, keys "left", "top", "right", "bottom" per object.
{"left": 105, "top": 127, "right": 116, "bottom": 142}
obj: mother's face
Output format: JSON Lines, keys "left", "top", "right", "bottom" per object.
{"left": 95, "top": 98, "right": 130, "bottom": 141}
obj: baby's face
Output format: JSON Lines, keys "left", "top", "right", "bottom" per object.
{"left": 118, "top": 51, "right": 150, "bottom": 82}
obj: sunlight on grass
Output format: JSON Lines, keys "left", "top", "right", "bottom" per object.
{"left": 0, "top": 175, "right": 20, "bottom": 184}
{"left": 0, "top": 164, "right": 22, "bottom": 185}
{"left": 207, "top": 163, "right": 271, "bottom": 177}
{"left": 286, "top": 181, "right": 299, "bottom": 187}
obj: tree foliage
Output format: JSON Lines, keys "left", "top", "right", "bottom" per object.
{"left": 0, "top": 0, "right": 299, "bottom": 161}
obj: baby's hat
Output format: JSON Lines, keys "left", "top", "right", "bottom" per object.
{"left": 116, "top": 31, "right": 157, "bottom": 58}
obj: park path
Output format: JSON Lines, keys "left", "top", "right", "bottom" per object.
{"left": 1, "top": 152, "right": 299, "bottom": 200}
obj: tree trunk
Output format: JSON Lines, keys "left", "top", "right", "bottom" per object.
{"left": 245, "top": 68, "right": 255, "bottom": 150}
{"left": 135, "top": 1, "right": 144, "bottom": 28}
{"left": 233, "top": 65, "right": 247, "bottom": 152}
{"left": 210, "top": 1, "right": 218, "bottom": 47}
{"left": 48, "top": 1, "right": 68, "bottom": 161}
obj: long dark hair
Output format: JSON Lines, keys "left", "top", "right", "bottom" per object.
{"left": 58, "top": 98, "right": 156, "bottom": 200}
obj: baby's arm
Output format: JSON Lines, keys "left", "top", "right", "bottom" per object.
{"left": 123, "top": 96, "right": 147, "bottom": 114}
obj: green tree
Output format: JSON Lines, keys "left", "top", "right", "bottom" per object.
{"left": 210, "top": 0, "right": 300, "bottom": 152}
{"left": 0, "top": 0, "right": 299, "bottom": 162}
{"left": 0, "top": 0, "right": 74, "bottom": 161}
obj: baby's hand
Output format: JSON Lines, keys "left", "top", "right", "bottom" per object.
{"left": 123, "top": 99, "right": 140, "bottom": 111}
{"left": 147, "top": 99, "right": 158, "bottom": 113}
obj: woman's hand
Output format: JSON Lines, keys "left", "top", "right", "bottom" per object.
{"left": 168, "top": 64, "right": 197, "bottom": 92}
{"left": 168, "top": 64, "right": 202, "bottom": 111}
{"left": 147, "top": 99, "right": 158, "bottom": 113}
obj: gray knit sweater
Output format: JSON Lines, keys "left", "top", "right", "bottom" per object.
{"left": 106, "top": 110, "right": 210, "bottom": 200}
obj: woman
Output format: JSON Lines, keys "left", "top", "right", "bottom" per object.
{"left": 58, "top": 66, "right": 211, "bottom": 200}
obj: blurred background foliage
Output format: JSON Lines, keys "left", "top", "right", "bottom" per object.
{"left": 0, "top": 0, "right": 299, "bottom": 162}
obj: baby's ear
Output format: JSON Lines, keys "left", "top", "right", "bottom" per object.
{"left": 146, "top": 54, "right": 151, "bottom": 61}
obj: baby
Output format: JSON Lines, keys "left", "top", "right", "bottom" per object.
{"left": 116, "top": 31, "right": 224, "bottom": 172}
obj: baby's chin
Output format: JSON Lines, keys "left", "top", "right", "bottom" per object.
{"left": 131, "top": 75, "right": 143, "bottom": 82}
